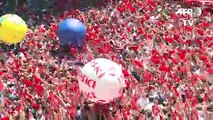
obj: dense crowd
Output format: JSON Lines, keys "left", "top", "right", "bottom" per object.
{"left": 0, "top": 0, "right": 212, "bottom": 119}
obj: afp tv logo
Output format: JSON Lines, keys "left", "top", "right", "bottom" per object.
{"left": 176, "top": 7, "right": 202, "bottom": 26}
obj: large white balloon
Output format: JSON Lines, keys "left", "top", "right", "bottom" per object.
{"left": 79, "top": 58, "right": 126, "bottom": 103}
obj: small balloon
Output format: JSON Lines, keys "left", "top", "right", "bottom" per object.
{"left": 79, "top": 58, "right": 126, "bottom": 103}
{"left": 0, "top": 14, "right": 28, "bottom": 44}
{"left": 57, "top": 18, "right": 86, "bottom": 47}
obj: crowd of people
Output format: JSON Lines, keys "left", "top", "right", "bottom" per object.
{"left": 0, "top": 0, "right": 212, "bottom": 119}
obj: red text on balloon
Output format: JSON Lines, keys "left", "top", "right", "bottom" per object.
{"left": 84, "top": 91, "right": 97, "bottom": 99}
{"left": 90, "top": 60, "right": 105, "bottom": 79}
{"left": 81, "top": 75, "right": 97, "bottom": 89}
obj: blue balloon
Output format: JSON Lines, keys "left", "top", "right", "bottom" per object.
{"left": 57, "top": 18, "right": 86, "bottom": 46}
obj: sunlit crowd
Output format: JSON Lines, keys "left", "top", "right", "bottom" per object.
{"left": 0, "top": 0, "right": 212, "bottom": 119}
